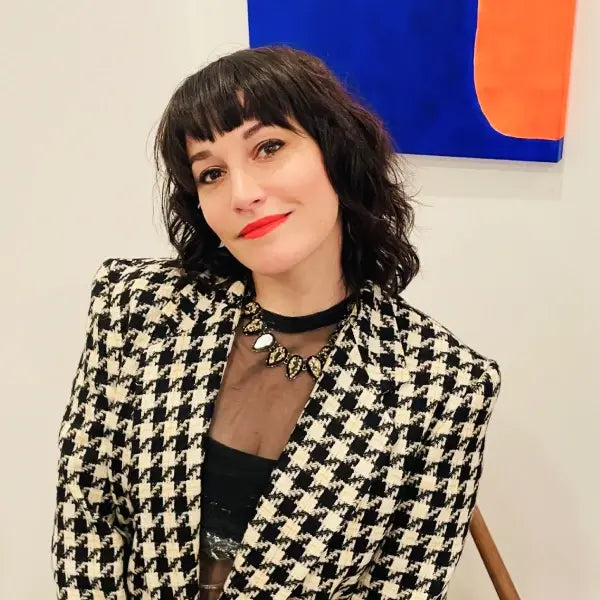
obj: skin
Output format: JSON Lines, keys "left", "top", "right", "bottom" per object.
{"left": 186, "top": 117, "right": 349, "bottom": 317}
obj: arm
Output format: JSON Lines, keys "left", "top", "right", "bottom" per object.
{"left": 51, "top": 258, "right": 132, "bottom": 599}
{"left": 353, "top": 361, "right": 502, "bottom": 599}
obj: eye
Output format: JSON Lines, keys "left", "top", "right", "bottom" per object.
{"left": 257, "top": 139, "right": 284, "bottom": 157}
{"left": 196, "top": 139, "right": 284, "bottom": 186}
{"left": 197, "top": 167, "right": 222, "bottom": 185}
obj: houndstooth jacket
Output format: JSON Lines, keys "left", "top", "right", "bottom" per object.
{"left": 52, "top": 256, "right": 501, "bottom": 600}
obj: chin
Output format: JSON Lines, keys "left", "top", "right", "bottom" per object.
{"left": 243, "top": 248, "right": 310, "bottom": 278}
{"left": 248, "top": 260, "right": 300, "bottom": 277}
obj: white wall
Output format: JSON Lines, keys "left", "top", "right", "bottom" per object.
{"left": 1, "top": 1, "right": 597, "bottom": 599}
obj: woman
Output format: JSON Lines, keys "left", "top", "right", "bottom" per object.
{"left": 52, "top": 45, "right": 501, "bottom": 600}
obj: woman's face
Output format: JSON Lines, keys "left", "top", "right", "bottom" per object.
{"left": 186, "top": 118, "right": 342, "bottom": 277}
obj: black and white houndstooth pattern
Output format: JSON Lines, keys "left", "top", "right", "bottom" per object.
{"left": 52, "top": 256, "right": 501, "bottom": 600}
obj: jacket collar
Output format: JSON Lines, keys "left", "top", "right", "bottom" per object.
{"left": 169, "top": 264, "right": 408, "bottom": 388}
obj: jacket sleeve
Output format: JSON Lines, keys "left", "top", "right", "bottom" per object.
{"left": 51, "top": 259, "right": 132, "bottom": 599}
{"left": 354, "top": 361, "right": 502, "bottom": 600}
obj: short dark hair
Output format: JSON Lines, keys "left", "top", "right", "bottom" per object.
{"left": 154, "top": 44, "right": 419, "bottom": 297}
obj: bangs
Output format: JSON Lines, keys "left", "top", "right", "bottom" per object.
{"left": 172, "top": 54, "right": 308, "bottom": 143}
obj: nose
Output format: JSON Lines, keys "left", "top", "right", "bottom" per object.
{"left": 229, "top": 166, "right": 266, "bottom": 211}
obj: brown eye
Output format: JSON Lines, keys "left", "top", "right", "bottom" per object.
{"left": 198, "top": 168, "right": 222, "bottom": 185}
{"left": 257, "top": 139, "right": 284, "bottom": 157}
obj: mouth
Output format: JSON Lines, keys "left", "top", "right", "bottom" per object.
{"left": 239, "top": 212, "right": 292, "bottom": 239}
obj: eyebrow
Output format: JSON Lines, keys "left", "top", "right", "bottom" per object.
{"left": 188, "top": 122, "right": 267, "bottom": 164}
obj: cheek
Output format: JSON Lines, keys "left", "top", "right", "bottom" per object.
{"left": 275, "top": 155, "right": 336, "bottom": 202}
{"left": 198, "top": 200, "right": 224, "bottom": 235}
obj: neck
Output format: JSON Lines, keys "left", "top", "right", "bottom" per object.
{"left": 251, "top": 257, "right": 348, "bottom": 318}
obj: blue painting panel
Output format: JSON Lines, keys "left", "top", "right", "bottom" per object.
{"left": 247, "top": 0, "right": 563, "bottom": 162}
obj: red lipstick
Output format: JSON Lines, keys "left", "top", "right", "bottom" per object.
{"left": 239, "top": 213, "right": 290, "bottom": 239}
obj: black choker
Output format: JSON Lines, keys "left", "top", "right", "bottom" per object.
{"left": 259, "top": 295, "right": 355, "bottom": 333}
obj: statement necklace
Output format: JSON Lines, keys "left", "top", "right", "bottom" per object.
{"left": 240, "top": 296, "right": 356, "bottom": 380}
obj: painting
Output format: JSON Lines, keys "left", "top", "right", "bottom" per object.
{"left": 247, "top": 0, "right": 577, "bottom": 162}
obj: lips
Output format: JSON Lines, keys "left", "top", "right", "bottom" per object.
{"left": 239, "top": 213, "right": 290, "bottom": 237}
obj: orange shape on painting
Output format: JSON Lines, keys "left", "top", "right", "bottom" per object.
{"left": 474, "top": 0, "right": 577, "bottom": 140}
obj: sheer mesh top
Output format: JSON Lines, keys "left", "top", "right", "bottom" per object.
{"left": 198, "top": 294, "right": 355, "bottom": 599}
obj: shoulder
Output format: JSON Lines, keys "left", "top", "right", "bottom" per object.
{"left": 93, "top": 256, "right": 215, "bottom": 297}
{"left": 89, "top": 257, "right": 218, "bottom": 330}
{"left": 95, "top": 256, "right": 201, "bottom": 286}
{"left": 395, "top": 296, "right": 501, "bottom": 393}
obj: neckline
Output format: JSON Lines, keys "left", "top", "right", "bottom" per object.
{"left": 258, "top": 294, "right": 355, "bottom": 333}
{"left": 205, "top": 435, "right": 278, "bottom": 464}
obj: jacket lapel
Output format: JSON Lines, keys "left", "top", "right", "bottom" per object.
{"left": 134, "top": 267, "right": 409, "bottom": 599}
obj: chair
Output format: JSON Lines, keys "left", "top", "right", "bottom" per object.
{"left": 469, "top": 506, "right": 521, "bottom": 599}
